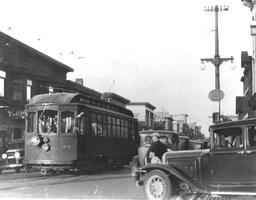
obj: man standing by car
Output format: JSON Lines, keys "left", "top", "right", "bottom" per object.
{"left": 146, "top": 132, "right": 167, "bottom": 164}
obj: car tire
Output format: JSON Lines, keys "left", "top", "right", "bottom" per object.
{"left": 144, "top": 169, "right": 172, "bottom": 200}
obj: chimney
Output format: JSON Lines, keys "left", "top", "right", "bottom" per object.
{"left": 75, "top": 78, "right": 83, "bottom": 86}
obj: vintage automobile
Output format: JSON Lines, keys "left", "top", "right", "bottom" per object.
{"left": 133, "top": 119, "right": 256, "bottom": 200}
{"left": 0, "top": 139, "right": 24, "bottom": 174}
{"left": 131, "top": 130, "right": 189, "bottom": 173}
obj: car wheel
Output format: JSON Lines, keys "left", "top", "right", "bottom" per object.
{"left": 144, "top": 170, "right": 172, "bottom": 200}
{"left": 15, "top": 168, "right": 21, "bottom": 173}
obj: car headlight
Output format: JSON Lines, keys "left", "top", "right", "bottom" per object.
{"left": 1, "top": 154, "right": 7, "bottom": 159}
{"left": 31, "top": 136, "right": 41, "bottom": 146}
{"left": 43, "top": 137, "right": 49, "bottom": 143}
{"left": 14, "top": 152, "right": 21, "bottom": 159}
{"left": 42, "top": 143, "right": 50, "bottom": 152}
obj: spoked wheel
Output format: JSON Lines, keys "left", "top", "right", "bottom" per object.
{"left": 144, "top": 170, "right": 172, "bottom": 200}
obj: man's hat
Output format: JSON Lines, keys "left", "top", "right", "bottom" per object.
{"left": 151, "top": 132, "right": 160, "bottom": 138}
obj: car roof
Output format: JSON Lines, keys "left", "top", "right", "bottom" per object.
{"left": 139, "top": 130, "right": 177, "bottom": 135}
{"left": 210, "top": 118, "right": 256, "bottom": 130}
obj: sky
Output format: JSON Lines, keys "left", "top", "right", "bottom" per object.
{"left": 0, "top": 0, "right": 253, "bottom": 135}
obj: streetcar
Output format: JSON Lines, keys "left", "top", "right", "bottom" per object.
{"left": 24, "top": 93, "right": 138, "bottom": 174}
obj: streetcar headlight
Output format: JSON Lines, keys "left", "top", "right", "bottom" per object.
{"left": 31, "top": 136, "right": 41, "bottom": 146}
{"left": 14, "top": 152, "right": 21, "bottom": 159}
{"left": 42, "top": 143, "right": 50, "bottom": 152}
{"left": 1, "top": 154, "right": 7, "bottom": 159}
{"left": 43, "top": 137, "right": 49, "bottom": 143}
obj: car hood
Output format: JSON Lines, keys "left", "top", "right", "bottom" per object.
{"left": 163, "top": 149, "right": 209, "bottom": 160}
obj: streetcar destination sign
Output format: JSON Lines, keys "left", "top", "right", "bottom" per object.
{"left": 208, "top": 89, "right": 224, "bottom": 102}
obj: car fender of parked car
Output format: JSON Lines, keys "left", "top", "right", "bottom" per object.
{"left": 139, "top": 162, "right": 208, "bottom": 193}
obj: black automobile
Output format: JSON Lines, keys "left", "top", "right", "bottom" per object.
{"left": 133, "top": 119, "right": 256, "bottom": 200}
{"left": 0, "top": 139, "right": 24, "bottom": 174}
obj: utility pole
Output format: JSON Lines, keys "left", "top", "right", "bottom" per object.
{"left": 243, "top": 0, "right": 256, "bottom": 95}
{"left": 200, "top": 5, "right": 234, "bottom": 123}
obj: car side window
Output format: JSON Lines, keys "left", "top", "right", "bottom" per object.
{"left": 213, "top": 127, "right": 243, "bottom": 150}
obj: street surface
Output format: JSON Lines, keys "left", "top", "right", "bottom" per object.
{"left": 0, "top": 168, "right": 145, "bottom": 200}
{"left": 0, "top": 168, "right": 256, "bottom": 200}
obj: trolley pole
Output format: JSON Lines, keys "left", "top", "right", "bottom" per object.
{"left": 200, "top": 5, "right": 234, "bottom": 123}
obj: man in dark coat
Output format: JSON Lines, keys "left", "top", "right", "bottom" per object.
{"left": 146, "top": 132, "right": 167, "bottom": 164}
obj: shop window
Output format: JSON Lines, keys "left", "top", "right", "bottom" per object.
{"left": 26, "top": 80, "right": 32, "bottom": 101}
{"left": 0, "top": 70, "right": 6, "bottom": 97}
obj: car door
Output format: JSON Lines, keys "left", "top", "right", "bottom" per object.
{"left": 208, "top": 126, "right": 245, "bottom": 184}
{"left": 243, "top": 125, "right": 256, "bottom": 184}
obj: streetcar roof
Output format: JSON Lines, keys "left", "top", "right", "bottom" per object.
{"left": 27, "top": 93, "right": 135, "bottom": 117}
{"left": 28, "top": 93, "right": 80, "bottom": 105}
{"left": 209, "top": 118, "right": 256, "bottom": 130}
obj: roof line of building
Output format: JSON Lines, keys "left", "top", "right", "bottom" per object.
{"left": 0, "top": 31, "right": 74, "bottom": 72}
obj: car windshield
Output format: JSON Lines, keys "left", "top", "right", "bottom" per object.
{"left": 144, "top": 135, "right": 169, "bottom": 146}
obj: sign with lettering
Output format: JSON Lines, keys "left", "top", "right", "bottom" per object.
{"left": 208, "top": 89, "right": 225, "bottom": 102}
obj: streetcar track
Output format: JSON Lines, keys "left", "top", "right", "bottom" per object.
{"left": 0, "top": 172, "right": 131, "bottom": 191}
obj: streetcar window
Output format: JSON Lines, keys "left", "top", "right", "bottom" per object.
{"left": 112, "top": 117, "right": 117, "bottom": 138}
{"left": 107, "top": 116, "right": 112, "bottom": 137}
{"left": 61, "top": 111, "right": 74, "bottom": 134}
{"left": 91, "top": 113, "right": 97, "bottom": 136}
{"left": 38, "top": 110, "right": 58, "bottom": 134}
{"left": 117, "top": 118, "right": 121, "bottom": 138}
{"left": 102, "top": 115, "right": 107, "bottom": 137}
{"left": 77, "top": 112, "right": 85, "bottom": 135}
{"left": 124, "top": 120, "right": 129, "bottom": 138}
{"left": 121, "top": 119, "right": 125, "bottom": 138}
{"left": 27, "top": 112, "right": 35, "bottom": 133}
{"left": 97, "top": 114, "right": 103, "bottom": 136}
{"left": 91, "top": 113, "right": 103, "bottom": 136}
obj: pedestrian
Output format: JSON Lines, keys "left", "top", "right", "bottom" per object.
{"left": 146, "top": 132, "right": 168, "bottom": 164}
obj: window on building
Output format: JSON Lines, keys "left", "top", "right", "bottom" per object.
{"left": 0, "top": 70, "right": 6, "bottom": 97}
{"left": 26, "top": 79, "right": 32, "bottom": 101}
{"left": 49, "top": 86, "right": 53, "bottom": 94}
{"left": 12, "top": 78, "right": 23, "bottom": 101}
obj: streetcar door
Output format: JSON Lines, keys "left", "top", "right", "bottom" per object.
{"left": 77, "top": 109, "right": 89, "bottom": 159}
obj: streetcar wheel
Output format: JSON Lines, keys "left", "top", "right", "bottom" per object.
{"left": 144, "top": 170, "right": 172, "bottom": 200}
{"left": 15, "top": 168, "right": 21, "bottom": 173}
{"left": 24, "top": 164, "right": 31, "bottom": 173}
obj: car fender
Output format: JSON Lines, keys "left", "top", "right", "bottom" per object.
{"left": 141, "top": 163, "right": 209, "bottom": 195}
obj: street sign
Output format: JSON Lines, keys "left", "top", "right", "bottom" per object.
{"left": 208, "top": 89, "right": 224, "bottom": 102}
